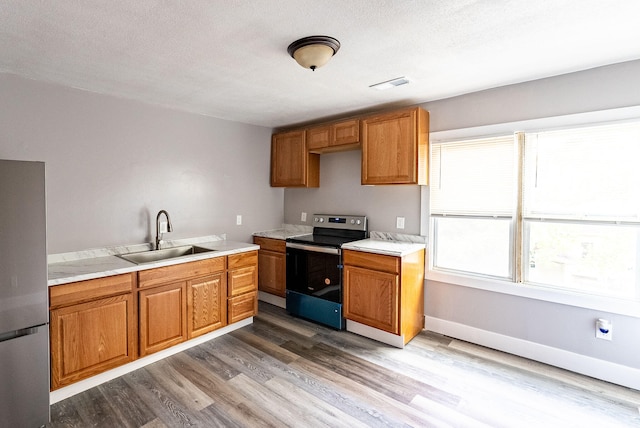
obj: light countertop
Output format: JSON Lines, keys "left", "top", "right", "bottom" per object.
{"left": 252, "top": 224, "right": 312, "bottom": 240}
{"left": 341, "top": 238, "right": 425, "bottom": 257}
{"left": 48, "top": 237, "right": 258, "bottom": 286}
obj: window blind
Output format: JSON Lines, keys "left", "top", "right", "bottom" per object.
{"left": 523, "top": 121, "right": 640, "bottom": 222}
{"left": 431, "top": 135, "right": 516, "bottom": 216}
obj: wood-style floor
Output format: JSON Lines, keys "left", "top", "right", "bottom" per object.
{"left": 48, "top": 302, "right": 640, "bottom": 427}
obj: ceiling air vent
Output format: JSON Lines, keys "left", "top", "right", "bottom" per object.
{"left": 369, "top": 76, "right": 411, "bottom": 90}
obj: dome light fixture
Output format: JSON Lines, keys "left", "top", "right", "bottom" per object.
{"left": 287, "top": 36, "right": 340, "bottom": 71}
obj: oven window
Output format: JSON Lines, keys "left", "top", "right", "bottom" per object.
{"left": 286, "top": 247, "right": 342, "bottom": 303}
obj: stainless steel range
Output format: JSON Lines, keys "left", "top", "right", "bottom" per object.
{"left": 286, "top": 214, "right": 367, "bottom": 329}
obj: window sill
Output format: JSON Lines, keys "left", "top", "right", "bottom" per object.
{"left": 426, "top": 269, "right": 640, "bottom": 318}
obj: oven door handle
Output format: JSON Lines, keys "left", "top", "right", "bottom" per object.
{"left": 286, "top": 242, "right": 341, "bottom": 255}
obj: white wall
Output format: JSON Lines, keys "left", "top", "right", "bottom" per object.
{"left": 0, "top": 74, "right": 283, "bottom": 253}
{"left": 283, "top": 59, "right": 640, "bottom": 388}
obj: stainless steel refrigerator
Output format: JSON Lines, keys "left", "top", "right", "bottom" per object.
{"left": 0, "top": 159, "right": 50, "bottom": 427}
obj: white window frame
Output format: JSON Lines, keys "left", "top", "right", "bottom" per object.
{"left": 424, "top": 106, "right": 640, "bottom": 318}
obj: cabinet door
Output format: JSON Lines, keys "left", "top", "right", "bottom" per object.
{"left": 332, "top": 119, "right": 360, "bottom": 147}
{"left": 50, "top": 293, "right": 135, "bottom": 389}
{"left": 228, "top": 291, "right": 257, "bottom": 324}
{"left": 344, "top": 265, "right": 399, "bottom": 334}
{"left": 271, "top": 130, "right": 319, "bottom": 187}
{"left": 307, "top": 125, "right": 330, "bottom": 151}
{"left": 139, "top": 282, "right": 187, "bottom": 357}
{"left": 187, "top": 273, "right": 227, "bottom": 339}
{"left": 257, "top": 249, "right": 286, "bottom": 297}
{"left": 361, "top": 108, "right": 428, "bottom": 185}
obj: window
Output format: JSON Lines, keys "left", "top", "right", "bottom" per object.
{"left": 430, "top": 135, "right": 516, "bottom": 279}
{"left": 430, "top": 121, "right": 640, "bottom": 301}
{"left": 522, "top": 122, "right": 640, "bottom": 299}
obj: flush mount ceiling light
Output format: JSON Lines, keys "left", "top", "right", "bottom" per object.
{"left": 287, "top": 36, "right": 340, "bottom": 71}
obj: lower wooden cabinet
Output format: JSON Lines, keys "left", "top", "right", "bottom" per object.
{"left": 227, "top": 251, "right": 258, "bottom": 322}
{"left": 344, "top": 265, "right": 399, "bottom": 334}
{"left": 253, "top": 236, "right": 286, "bottom": 297}
{"left": 49, "top": 251, "right": 258, "bottom": 389}
{"left": 139, "top": 281, "right": 187, "bottom": 357}
{"left": 343, "top": 249, "right": 425, "bottom": 345}
{"left": 228, "top": 291, "right": 258, "bottom": 324}
{"left": 49, "top": 273, "right": 136, "bottom": 390}
{"left": 187, "top": 272, "right": 227, "bottom": 339}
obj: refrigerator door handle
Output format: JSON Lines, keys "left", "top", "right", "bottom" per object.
{"left": 0, "top": 326, "right": 43, "bottom": 343}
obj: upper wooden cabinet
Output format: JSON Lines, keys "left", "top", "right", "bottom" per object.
{"left": 271, "top": 130, "right": 319, "bottom": 187}
{"left": 361, "top": 107, "right": 429, "bottom": 185}
{"left": 307, "top": 119, "right": 360, "bottom": 153}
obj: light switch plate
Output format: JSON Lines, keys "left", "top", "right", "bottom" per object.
{"left": 236, "top": 215, "right": 242, "bottom": 225}
{"left": 396, "top": 217, "right": 405, "bottom": 229}
{"left": 159, "top": 221, "right": 168, "bottom": 234}
{"left": 301, "top": 212, "right": 307, "bottom": 222}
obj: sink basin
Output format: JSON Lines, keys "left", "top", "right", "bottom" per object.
{"left": 117, "top": 245, "right": 215, "bottom": 264}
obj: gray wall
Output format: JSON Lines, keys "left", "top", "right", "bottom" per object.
{"left": 0, "top": 74, "right": 283, "bottom": 254}
{"left": 420, "top": 60, "right": 640, "bottom": 372}
{"left": 283, "top": 59, "right": 640, "bottom": 374}
{"left": 284, "top": 150, "right": 421, "bottom": 234}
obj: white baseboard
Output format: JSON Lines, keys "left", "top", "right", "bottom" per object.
{"left": 49, "top": 317, "right": 253, "bottom": 404}
{"left": 425, "top": 316, "right": 640, "bottom": 391}
{"left": 258, "top": 291, "right": 285, "bottom": 308}
{"left": 346, "top": 320, "right": 405, "bottom": 348}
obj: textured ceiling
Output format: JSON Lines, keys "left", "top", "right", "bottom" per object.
{"left": 1, "top": 1, "right": 640, "bottom": 128}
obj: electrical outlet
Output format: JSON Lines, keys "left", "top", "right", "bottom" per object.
{"left": 595, "top": 318, "right": 612, "bottom": 341}
{"left": 159, "top": 221, "right": 168, "bottom": 234}
{"left": 236, "top": 215, "right": 242, "bottom": 226}
{"left": 301, "top": 212, "right": 307, "bottom": 222}
{"left": 396, "top": 216, "right": 405, "bottom": 229}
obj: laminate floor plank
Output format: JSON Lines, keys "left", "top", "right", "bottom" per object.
{"left": 288, "top": 355, "right": 445, "bottom": 427}
{"left": 145, "top": 359, "right": 215, "bottom": 411}
{"left": 48, "top": 396, "right": 86, "bottom": 428}
{"left": 230, "top": 326, "right": 301, "bottom": 364}
{"left": 264, "top": 376, "right": 372, "bottom": 428}
{"left": 184, "top": 341, "right": 242, "bottom": 381}
{"left": 48, "top": 302, "right": 640, "bottom": 427}
{"left": 167, "top": 351, "right": 283, "bottom": 427}
{"left": 120, "top": 367, "right": 201, "bottom": 427}
{"left": 95, "top": 377, "right": 157, "bottom": 428}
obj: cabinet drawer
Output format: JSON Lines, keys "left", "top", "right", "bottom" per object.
{"left": 343, "top": 250, "right": 399, "bottom": 274}
{"left": 138, "top": 257, "right": 225, "bottom": 288}
{"left": 228, "top": 251, "right": 258, "bottom": 269}
{"left": 228, "top": 265, "right": 257, "bottom": 296}
{"left": 228, "top": 291, "right": 257, "bottom": 324}
{"left": 50, "top": 273, "right": 135, "bottom": 308}
{"left": 253, "top": 237, "right": 285, "bottom": 253}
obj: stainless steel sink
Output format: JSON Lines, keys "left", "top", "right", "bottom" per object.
{"left": 117, "top": 245, "right": 215, "bottom": 264}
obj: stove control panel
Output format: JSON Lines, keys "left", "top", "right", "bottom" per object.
{"left": 312, "top": 214, "right": 367, "bottom": 231}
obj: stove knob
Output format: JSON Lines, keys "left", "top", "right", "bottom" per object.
{"left": 319, "top": 218, "right": 324, "bottom": 223}
{"left": 350, "top": 219, "right": 355, "bottom": 224}
{"left": 356, "top": 220, "right": 362, "bottom": 225}
{"left": 314, "top": 217, "right": 319, "bottom": 223}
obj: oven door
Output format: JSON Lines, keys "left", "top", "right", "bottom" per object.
{"left": 286, "top": 243, "right": 342, "bottom": 303}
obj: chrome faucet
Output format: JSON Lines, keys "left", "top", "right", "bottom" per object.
{"left": 155, "top": 210, "right": 173, "bottom": 250}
